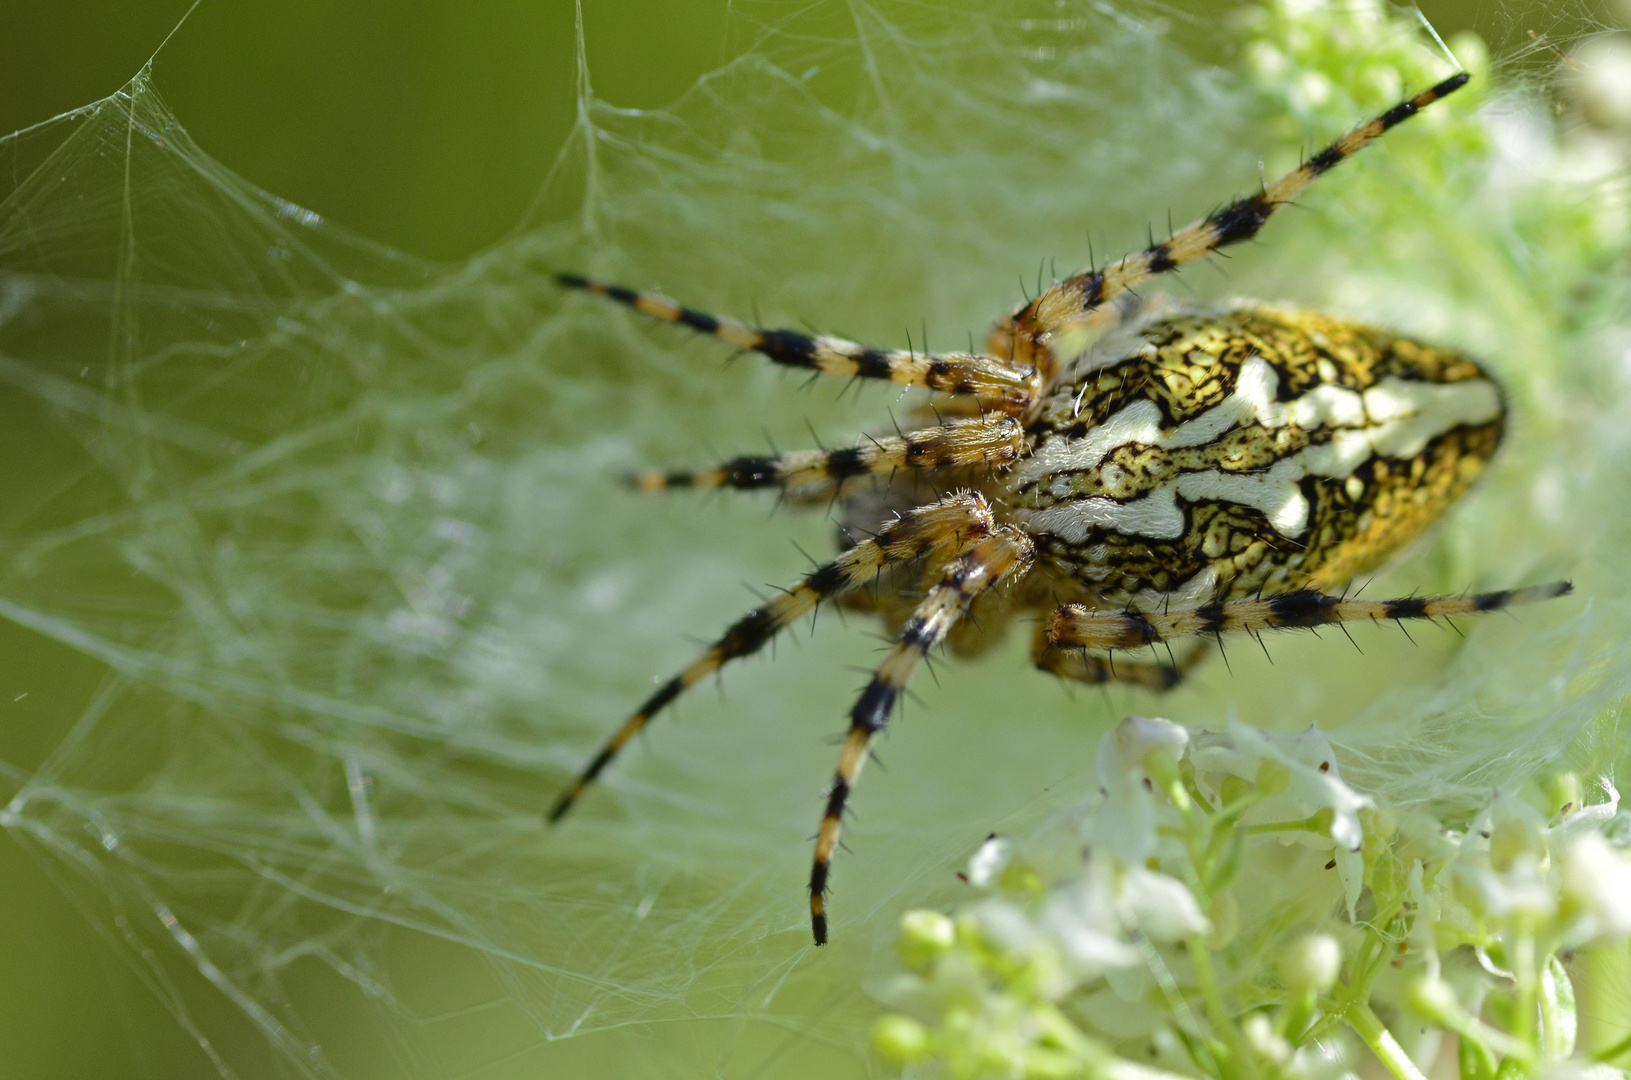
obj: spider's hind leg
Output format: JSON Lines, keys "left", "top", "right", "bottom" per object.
{"left": 547, "top": 491, "right": 1003, "bottom": 823}
{"left": 809, "top": 527, "right": 1034, "bottom": 945}
{"left": 1031, "top": 621, "right": 1206, "bottom": 691}
{"left": 1044, "top": 582, "right": 1573, "bottom": 655}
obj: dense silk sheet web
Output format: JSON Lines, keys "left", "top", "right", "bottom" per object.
{"left": 0, "top": 2, "right": 1623, "bottom": 1076}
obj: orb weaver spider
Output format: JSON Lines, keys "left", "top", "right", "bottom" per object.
{"left": 548, "top": 71, "right": 1569, "bottom": 945}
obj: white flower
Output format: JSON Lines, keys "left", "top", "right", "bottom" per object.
{"left": 1038, "top": 872, "right": 1143, "bottom": 978}
{"left": 1105, "top": 715, "right": 1190, "bottom": 773}
{"left": 1086, "top": 716, "right": 1189, "bottom": 862}
{"left": 1192, "top": 722, "right": 1373, "bottom": 918}
{"left": 965, "top": 834, "right": 1011, "bottom": 888}
{"left": 1450, "top": 794, "right": 1557, "bottom": 922}
{"left": 1118, "top": 866, "right": 1210, "bottom": 942}
{"left": 1038, "top": 858, "right": 1207, "bottom": 981}
{"left": 1559, "top": 832, "right": 1631, "bottom": 944}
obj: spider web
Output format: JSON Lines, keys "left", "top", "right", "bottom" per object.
{"left": 0, "top": 1, "right": 1626, "bottom": 1077}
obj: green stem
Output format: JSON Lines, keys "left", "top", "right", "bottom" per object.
{"left": 1243, "top": 816, "right": 1322, "bottom": 835}
{"left": 1187, "top": 935, "right": 1259, "bottom": 1080}
{"left": 1509, "top": 924, "right": 1538, "bottom": 1048}
{"left": 1163, "top": 778, "right": 1214, "bottom": 904}
{"left": 1348, "top": 1003, "right": 1429, "bottom": 1080}
{"left": 1594, "top": 1031, "right": 1631, "bottom": 1064}
{"left": 1213, "top": 786, "right": 1270, "bottom": 824}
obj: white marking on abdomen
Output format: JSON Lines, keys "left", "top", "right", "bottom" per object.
{"left": 1132, "top": 564, "right": 1220, "bottom": 610}
{"left": 1025, "top": 399, "right": 1163, "bottom": 486}
{"left": 1364, "top": 377, "right": 1501, "bottom": 457}
{"left": 1023, "top": 356, "right": 1292, "bottom": 486}
{"left": 1026, "top": 486, "right": 1185, "bottom": 542}
{"left": 1021, "top": 358, "right": 1500, "bottom": 541}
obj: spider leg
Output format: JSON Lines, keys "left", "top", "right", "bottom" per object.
{"left": 808, "top": 528, "right": 1034, "bottom": 945}
{"left": 986, "top": 288, "right": 1155, "bottom": 391}
{"left": 1016, "top": 73, "right": 1470, "bottom": 340}
{"left": 547, "top": 491, "right": 1000, "bottom": 823}
{"left": 1044, "top": 581, "right": 1571, "bottom": 653}
{"left": 631, "top": 415, "right": 1022, "bottom": 493}
{"left": 557, "top": 275, "right": 1041, "bottom": 413}
{"left": 1030, "top": 621, "right": 1207, "bottom": 691}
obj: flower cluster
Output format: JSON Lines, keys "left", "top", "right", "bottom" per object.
{"left": 870, "top": 717, "right": 1631, "bottom": 1080}
{"left": 1235, "top": 0, "right": 1491, "bottom": 135}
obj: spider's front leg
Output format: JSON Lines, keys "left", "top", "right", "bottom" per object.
{"left": 557, "top": 275, "right": 1042, "bottom": 414}
{"left": 809, "top": 527, "right": 1034, "bottom": 945}
{"left": 547, "top": 491, "right": 1003, "bottom": 823}
{"left": 1013, "top": 73, "right": 1471, "bottom": 343}
{"left": 1042, "top": 582, "right": 1573, "bottom": 656}
{"left": 630, "top": 415, "right": 1023, "bottom": 494}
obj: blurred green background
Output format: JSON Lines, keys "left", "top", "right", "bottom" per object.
{"left": 0, "top": 1, "right": 1582, "bottom": 1076}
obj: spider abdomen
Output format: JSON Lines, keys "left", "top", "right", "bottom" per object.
{"left": 1008, "top": 305, "right": 1505, "bottom": 603}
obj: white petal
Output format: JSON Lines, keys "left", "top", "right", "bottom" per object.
{"left": 1118, "top": 866, "right": 1210, "bottom": 941}
{"left": 965, "top": 834, "right": 1011, "bottom": 888}
{"left": 1549, "top": 779, "right": 1621, "bottom": 847}
{"left": 1229, "top": 721, "right": 1371, "bottom": 850}
{"left": 1560, "top": 832, "right": 1631, "bottom": 941}
{"left": 1106, "top": 715, "right": 1190, "bottom": 775}
{"left": 1088, "top": 717, "right": 1186, "bottom": 862}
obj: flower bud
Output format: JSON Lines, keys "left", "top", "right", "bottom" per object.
{"left": 1243, "top": 1011, "right": 1293, "bottom": 1065}
{"left": 897, "top": 909, "right": 955, "bottom": 970}
{"left": 1544, "top": 772, "right": 1583, "bottom": 818}
{"left": 1109, "top": 716, "right": 1189, "bottom": 777}
{"left": 1406, "top": 975, "right": 1460, "bottom": 1025}
{"left": 1448, "top": 30, "right": 1490, "bottom": 78}
{"left": 1277, "top": 933, "right": 1342, "bottom": 993}
{"left": 1568, "top": 36, "right": 1631, "bottom": 132}
{"left": 870, "top": 1013, "right": 930, "bottom": 1065}
{"left": 1220, "top": 773, "right": 1253, "bottom": 806}
{"left": 1255, "top": 759, "right": 1290, "bottom": 797}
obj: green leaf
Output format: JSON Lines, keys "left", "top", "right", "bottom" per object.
{"left": 1540, "top": 954, "right": 1578, "bottom": 1059}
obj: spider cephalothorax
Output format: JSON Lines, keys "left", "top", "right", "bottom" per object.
{"left": 547, "top": 72, "right": 1569, "bottom": 945}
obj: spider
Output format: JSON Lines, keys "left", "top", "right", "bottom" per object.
{"left": 548, "top": 72, "right": 1570, "bottom": 946}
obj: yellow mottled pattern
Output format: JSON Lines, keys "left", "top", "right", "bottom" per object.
{"left": 1012, "top": 305, "right": 1504, "bottom": 603}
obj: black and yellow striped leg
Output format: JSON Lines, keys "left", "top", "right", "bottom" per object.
{"left": 1018, "top": 72, "right": 1471, "bottom": 338}
{"left": 808, "top": 528, "right": 1034, "bottom": 945}
{"left": 1044, "top": 582, "right": 1572, "bottom": 655}
{"left": 1031, "top": 623, "right": 1205, "bottom": 691}
{"left": 557, "top": 275, "right": 1042, "bottom": 413}
{"left": 547, "top": 491, "right": 1002, "bottom": 823}
{"left": 632, "top": 416, "right": 1023, "bottom": 493}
